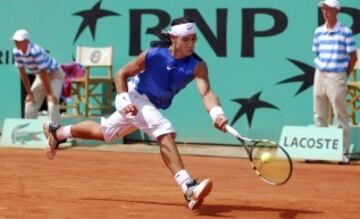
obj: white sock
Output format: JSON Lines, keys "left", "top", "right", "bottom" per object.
{"left": 174, "top": 169, "right": 193, "bottom": 193}
{"left": 56, "top": 125, "right": 72, "bottom": 141}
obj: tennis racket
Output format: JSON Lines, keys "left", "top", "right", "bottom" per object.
{"left": 226, "top": 125, "right": 293, "bottom": 186}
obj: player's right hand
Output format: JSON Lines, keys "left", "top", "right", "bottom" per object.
{"left": 121, "top": 103, "right": 138, "bottom": 117}
{"left": 25, "top": 94, "right": 35, "bottom": 103}
{"left": 214, "top": 114, "right": 228, "bottom": 132}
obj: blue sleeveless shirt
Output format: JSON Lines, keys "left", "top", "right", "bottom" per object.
{"left": 134, "top": 47, "right": 201, "bottom": 109}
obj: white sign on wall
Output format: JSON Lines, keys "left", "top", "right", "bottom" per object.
{"left": 279, "top": 126, "right": 343, "bottom": 161}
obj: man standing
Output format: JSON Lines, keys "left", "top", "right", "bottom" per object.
{"left": 312, "top": 0, "right": 358, "bottom": 163}
{"left": 12, "top": 29, "right": 64, "bottom": 123}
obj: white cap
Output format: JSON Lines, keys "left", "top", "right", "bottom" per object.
{"left": 319, "top": 0, "right": 340, "bottom": 10}
{"left": 12, "top": 29, "right": 30, "bottom": 41}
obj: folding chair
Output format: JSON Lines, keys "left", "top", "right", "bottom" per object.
{"left": 72, "top": 46, "right": 114, "bottom": 117}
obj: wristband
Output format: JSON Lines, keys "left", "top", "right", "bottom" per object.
{"left": 115, "top": 92, "right": 132, "bottom": 112}
{"left": 209, "top": 106, "right": 224, "bottom": 121}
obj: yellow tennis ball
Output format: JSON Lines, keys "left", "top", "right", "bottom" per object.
{"left": 261, "top": 152, "right": 272, "bottom": 163}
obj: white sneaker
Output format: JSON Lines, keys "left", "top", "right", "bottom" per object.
{"left": 184, "top": 178, "right": 212, "bottom": 210}
{"left": 43, "top": 122, "right": 66, "bottom": 160}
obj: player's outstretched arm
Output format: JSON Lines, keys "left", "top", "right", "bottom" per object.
{"left": 194, "top": 61, "right": 228, "bottom": 132}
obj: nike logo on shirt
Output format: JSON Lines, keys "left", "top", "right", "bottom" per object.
{"left": 166, "top": 66, "right": 175, "bottom": 71}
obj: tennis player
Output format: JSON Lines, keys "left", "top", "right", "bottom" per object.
{"left": 43, "top": 16, "right": 228, "bottom": 210}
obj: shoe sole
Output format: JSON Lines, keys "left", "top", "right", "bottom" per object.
{"left": 188, "top": 199, "right": 203, "bottom": 210}
{"left": 43, "top": 122, "right": 57, "bottom": 160}
{"left": 188, "top": 179, "right": 213, "bottom": 210}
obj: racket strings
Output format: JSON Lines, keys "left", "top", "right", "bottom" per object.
{"left": 251, "top": 142, "right": 292, "bottom": 185}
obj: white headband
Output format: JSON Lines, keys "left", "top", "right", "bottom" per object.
{"left": 169, "top": 23, "right": 197, "bottom": 37}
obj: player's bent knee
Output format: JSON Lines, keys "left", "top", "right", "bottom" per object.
{"left": 157, "top": 132, "right": 176, "bottom": 143}
{"left": 93, "top": 126, "right": 106, "bottom": 141}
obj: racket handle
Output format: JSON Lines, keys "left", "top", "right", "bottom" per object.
{"left": 225, "top": 125, "right": 240, "bottom": 137}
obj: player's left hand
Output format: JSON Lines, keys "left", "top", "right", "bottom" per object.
{"left": 214, "top": 114, "right": 228, "bottom": 132}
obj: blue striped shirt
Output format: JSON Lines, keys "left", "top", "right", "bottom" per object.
{"left": 312, "top": 22, "right": 356, "bottom": 73}
{"left": 13, "top": 42, "right": 59, "bottom": 74}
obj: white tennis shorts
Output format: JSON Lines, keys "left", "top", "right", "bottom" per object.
{"left": 101, "top": 89, "right": 176, "bottom": 143}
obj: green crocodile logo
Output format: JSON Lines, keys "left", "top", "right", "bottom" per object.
{"left": 11, "top": 123, "right": 42, "bottom": 144}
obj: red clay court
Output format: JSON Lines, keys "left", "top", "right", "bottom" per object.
{"left": 0, "top": 147, "right": 359, "bottom": 219}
